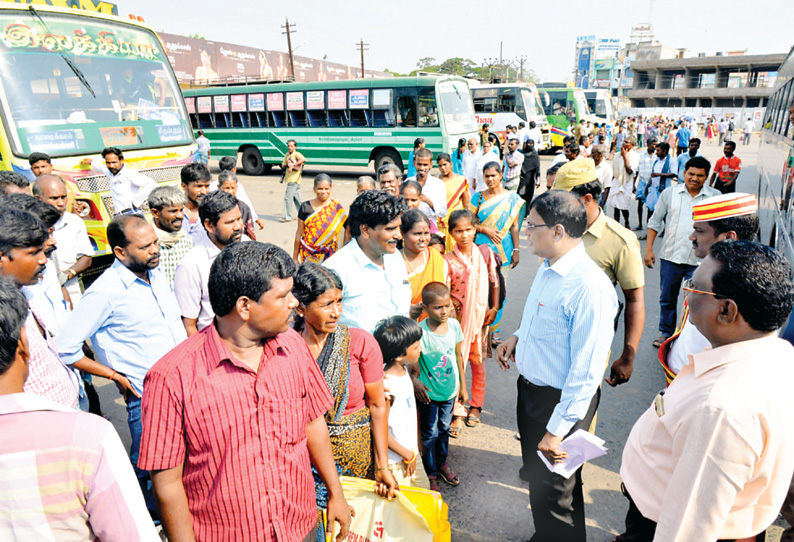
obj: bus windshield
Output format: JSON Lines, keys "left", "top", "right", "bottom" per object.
{"left": 438, "top": 80, "right": 476, "bottom": 135}
{"left": 521, "top": 89, "right": 544, "bottom": 118}
{"left": 0, "top": 10, "right": 192, "bottom": 157}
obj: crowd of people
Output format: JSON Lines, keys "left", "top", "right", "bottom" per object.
{"left": 0, "top": 111, "right": 793, "bottom": 542}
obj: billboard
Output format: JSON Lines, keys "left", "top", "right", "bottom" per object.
{"left": 577, "top": 47, "right": 591, "bottom": 89}
{"left": 160, "top": 33, "right": 391, "bottom": 84}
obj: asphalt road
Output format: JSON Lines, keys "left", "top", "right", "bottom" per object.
{"left": 94, "top": 138, "right": 786, "bottom": 541}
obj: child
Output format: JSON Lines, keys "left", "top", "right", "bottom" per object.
{"left": 217, "top": 171, "right": 256, "bottom": 240}
{"left": 444, "top": 209, "right": 498, "bottom": 437}
{"left": 373, "top": 316, "right": 430, "bottom": 490}
{"left": 428, "top": 234, "right": 445, "bottom": 254}
{"left": 413, "top": 282, "right": 467, "bottom": 491}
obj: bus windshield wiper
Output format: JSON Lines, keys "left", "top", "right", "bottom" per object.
{"left": 28, "top": 5, "right": 96, "bottom": 98}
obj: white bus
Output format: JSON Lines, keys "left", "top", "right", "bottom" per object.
{"left": 470, "top": 83, "right": 551, "bottom": 150}
{"left": 584, "top": 89, "right": 618, "bottom": 138}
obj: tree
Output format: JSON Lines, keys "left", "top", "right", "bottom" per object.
{"left": 416, "top": 57, "right": 437, "bottom": 70}
{"left": 438, "top": 57, "right": 478, "bottom": 77}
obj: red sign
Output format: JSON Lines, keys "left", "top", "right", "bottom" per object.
{"left": 185, "top": 97, "right": 195, "bottom": 114}
{"left": 267, "top": 93, "right": 284, "bottom": 111}
{"left": 231, "top": 94, "right": 246, "bottom": 112}
{"left": 307, "top": 90, "right": 324, "bottom": 110}
{"left": 328, "top": 90, "right": 346, "bottom": 109}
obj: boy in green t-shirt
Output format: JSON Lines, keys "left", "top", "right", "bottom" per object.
{"left": 414, "top": 282, "right": 467, "bottom": 491}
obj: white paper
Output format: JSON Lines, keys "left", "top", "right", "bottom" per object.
{"left": 536, "top": 429, "right": 608, "bottom": 479}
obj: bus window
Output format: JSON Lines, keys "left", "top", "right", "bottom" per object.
{"left": 439, "top": 80, "right": 476, "bottom": 134}
{"left": 522, "top": 89, "right": 542, "bottom": 118}
{"left": 548, "top": 91, "right": 568, "bottom": 117}
{"left": 418, "top": 88, "right": 438, "bottom": 127}
{"left": 396, "top": 95, "right": 417, "bottom": 127}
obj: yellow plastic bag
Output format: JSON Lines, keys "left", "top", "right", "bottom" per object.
{"left": 329, "top": 476, "right": 451, "bottom": 542}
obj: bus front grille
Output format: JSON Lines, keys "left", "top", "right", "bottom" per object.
{"left": 75, "top": 165, "right": 185, "bottom": 193}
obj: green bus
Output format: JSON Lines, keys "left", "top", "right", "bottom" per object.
{"left": 183, "top": 76, "right": 478, "bottom": 175}
{"left": 538, "top": 86, "right": 592, "bottom": 149}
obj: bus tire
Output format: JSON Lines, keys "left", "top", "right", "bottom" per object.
{"left": 242, "top": 147, "right": 265, "bottom": 176}
{"left": 373, "top": 148, "right": 403, "bottom": 172}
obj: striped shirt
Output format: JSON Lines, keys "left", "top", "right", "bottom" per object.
{"left": 514, "top": 242, "right": 618, "bottom": 436}
{"left": 0, "top": 393, "right": 158, "bottom": 541}
{"left": 138, "top": 324, "right": 334, "bottom": 542}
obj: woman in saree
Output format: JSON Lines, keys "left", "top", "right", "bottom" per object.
{"left": 293, "top": 174, "right": 347, "bottom": 263}
{"left": 471, "top": 160, "right": 525, "bottom": 345}
{"left": 400, "top": 209, "right": 448, "bottom": 321}
{"left": 293, "top": 262, "right": 398, "bottom": 541}
{"left": 436, "top": 152, "right": 470, "bottom": 252}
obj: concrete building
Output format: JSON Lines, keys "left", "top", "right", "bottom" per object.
{"left": 627, "top": 52, "right": 785, "bottom": 109}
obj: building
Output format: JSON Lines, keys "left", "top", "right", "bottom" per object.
{"left": 627, "top": 51, "right": 785, "bottom": 109}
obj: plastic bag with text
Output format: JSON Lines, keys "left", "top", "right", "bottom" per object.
{"left": 329, "top": 476, "right": 451, "bottom": 542}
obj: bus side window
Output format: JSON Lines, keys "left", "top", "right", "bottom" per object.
{"left": 418, "top": 88, "right": 438, "bottom": 127}
{"left": 396, "top": 96, "right": 417, "bottom": 127}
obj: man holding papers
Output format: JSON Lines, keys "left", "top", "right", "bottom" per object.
{"left": 497, "top": 190, "right": 617, "bottom": 542}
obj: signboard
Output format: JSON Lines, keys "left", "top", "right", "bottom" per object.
{"left": 349, "top": 89, "right": 369, "bottom": 109}
{"left": 577, "top": 35, "right": 596, "bottom": 42}
{"left": 577, "top": 47, "right": 591, "bottom": 89}
{"left": 594, "top": 58, "right": 614, "bottom": 70}
{"left": 26, "top": 130, "right": 81, "bottom": 152}
{"left": 7, "top": 0, "right": 118, "bottom": 15}
{"left": 158, "top": 125, "right": 187, "bottom": 143}
{"left": 328, "top": 90, "right": 346, "bottom": 109}
{"left": 306, "top": 91, "right": 325, "bottom": 110}
{"left": 248, "top": 93, "right": 265, "bottom": 111}
{"left": 184, "top": 97, "right": 195, "bottom": 114}
{"left": 100, "top": 126, "right": 139, "bottom": 147}
{"left": 286, "top": 91, "right": 304, "bottom": 110}
{"left": 597, "top": 38, "right": 620, "bottom": 54}
{"left": 231, "top": 95, "right": 247, "bottom": 112}
{"left": 197, "top": 96, "right": 212, "bottom": 114}
{"left": 267, "top": 93, "right": 284, "bottom": 111}
{"left": 592, "top": 79, "right": 610, "bottom": 88}
{"left": 372, "top": 89, "right": 392, "bottom": 108}
{"left": 631, "top": 23, "right": 653, "bottom": 36}
{"left": 213, "top": 95, "right": 229, "bottom": 113}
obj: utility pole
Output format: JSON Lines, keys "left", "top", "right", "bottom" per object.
{"left": 281, "top": 18, "right": 296, "bottom": 80}
{"left": 516, "top": 55, "right": 527, "bottom": 82}
{"left": 357, "top": 39, "right": 369, "bottom": 78}
{"left": 499, "top": 41, "right": 503, "bottom": 81}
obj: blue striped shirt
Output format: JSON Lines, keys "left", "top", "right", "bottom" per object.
{"left": 514, "top": 242, "right": 618, "bottom": 436}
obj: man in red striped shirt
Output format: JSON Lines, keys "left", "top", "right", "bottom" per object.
{"left": 138, "top": 242, "right": 351, "bottom": 542}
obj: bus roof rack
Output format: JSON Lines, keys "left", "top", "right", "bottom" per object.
{"left": 189, "top": 76, "right": 296, "bottom": 88}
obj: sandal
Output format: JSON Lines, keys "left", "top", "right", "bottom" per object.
{"left": 652, "top": 334, "right": 669, "bottom": 348}
{"left": 637, "top": 233, "right": 647, "bottom": 240}
{"left": 449, "top": 416, "right": 464, "bottom": 438}
{"left": 429, "top": 477, "right": 441, "bottom": 491}
{"left": 438, "top": 464, "right": 461, "bottom": 486}
{"left": 490, "top": 333, "right": 502, "bottom": 348}
{"left": 466, "top": 407, "right": 481, "bottom": 427}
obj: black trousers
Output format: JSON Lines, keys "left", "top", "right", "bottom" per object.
{"left": 615, "top": 486, "right": 765, "bottom": 542}
{"left": 517, "top": 377, "right": 600, "bottom": 542}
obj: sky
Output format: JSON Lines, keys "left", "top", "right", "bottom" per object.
{"left": 120, "top": 0, "right": 793, "bottom": 81}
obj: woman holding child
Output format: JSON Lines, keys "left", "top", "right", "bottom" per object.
{"left": 292, "top": 263, "right": 397, "bottom": 540}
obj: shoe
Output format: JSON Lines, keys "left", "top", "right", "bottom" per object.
{"left": 652, "top": 334, "right": 669, "bottom": 348}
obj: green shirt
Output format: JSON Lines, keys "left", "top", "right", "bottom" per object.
{"left": 418, "top": 318, "right": 464, "bottom": 402}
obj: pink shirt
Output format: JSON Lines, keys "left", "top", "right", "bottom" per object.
{"left": 621, "top": 335, "right": 794, "bottom": 541}
{"left": 340, "top": 327, "right": 384, "bottom": 416}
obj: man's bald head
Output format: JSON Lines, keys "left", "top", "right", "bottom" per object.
{"left": 32, "top": 175, "right": 68, "bottom": 215}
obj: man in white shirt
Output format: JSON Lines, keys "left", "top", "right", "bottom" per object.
{"left": 196, "top": 130, "right": 211, "bottom": 165}
{"left": 324, "top": 190, "right": 411, "bottom": 333}
{"left": 526, "top": 121, "right": 543, "bottom": 151}
{"left": 590, "top": 144, "right": 612, "bottom": 193}
{"left": 743, "top": 118, "right": 755, "bottom": 145}
{"left": 81, "top": 148, "right": 156, "bottom": 215}
{"left": 461, "top": 138, "right": 482, "bottom": 195}
{"left": 32, "top": 176, "right": 93, "bottom": 302}
{"left": 174, "top": 190, "right": 244, "bottom": 336}
{"left": 405, "top": 148, "right": 447, "bottom": 221}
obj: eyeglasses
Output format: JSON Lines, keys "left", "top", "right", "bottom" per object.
{"left": 526, "top": 223, "right": 549, "bottom": 231}
{"left": 682, "top": 278, "right": 723, "bottom": 298}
